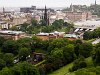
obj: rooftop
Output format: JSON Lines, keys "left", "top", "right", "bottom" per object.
{"left": 0, "top": 30, "right": 25, "bottom": 35}
{"left": 64, "top": 34, "right": 78, "bottom": 38}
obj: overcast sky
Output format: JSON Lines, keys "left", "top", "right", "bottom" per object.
{"left": 0, "top": 0, "right": 100, "bottom": 7}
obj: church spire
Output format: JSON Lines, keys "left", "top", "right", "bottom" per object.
{"left": 45, "top": 5, "right": 47, "bottom": 12}
{"left": 70, "top": 3, "right": 73, "bottom": 12}
{"left": 3, "top": 7, "right": 5, "bottom": 13}
{"left": 44, "top": 5, "right": 49, "bottom": 25}
{"left": 95, "top": 0, "right": 97, "bottom": 5}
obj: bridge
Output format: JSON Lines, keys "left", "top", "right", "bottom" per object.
{"left": 74, "top": 20, "right": 100, "bottom": 32}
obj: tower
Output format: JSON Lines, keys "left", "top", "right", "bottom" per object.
{"left": 70, "top": 3, "right": 74, "bottom": 12}
{"left": 94, "top": 0, "right": 97, "bottom": 12}
{"left": 43, "top": 5, "right": 49, "bottom": 25}
{"left": 95, "top": 0, "right": 97, "bottom": 5}
{"left": 3, "top": 7, "right": 5, "bottom": 13}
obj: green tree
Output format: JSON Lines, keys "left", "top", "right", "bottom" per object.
{"left": 75, "top": 39, "right": 83, "bottom": 44}
{"left": 74, "top": 44, "right": 80, "bottom": 57}
{"left": 51, "top": 48, "right": 64, "bottom": 69}
{"left": 2, "top": 40, "right": 19, "bottom": 54}
{"left": 11, "top": 62, "right": 40, "bottom": 75}
{"left": 0, "top": 62, "right": 40, "bottom": 75}
{"left": 52, "top": 19, "right": 64, "bottom": 29}
{"left": 3, "top": 53, "right": 14, "bottom": 67}
{"left": 31, "top": 19, "right": 38, "bottom": 26}
{"left": 48, "top": 38, "right": 68, "bottom": 52}
{"left": 0, "top": 59, "right": 6, "bottom": 70}
{"left": 79, "top": 43, "right": 93, "bottom": 58}
{"left": 20, "top": 23, "right": 29, "bottom": 32}
{"left": 0, "top": 53, "right": 4, "bottom": 59}
{"left": 17, "top": 37, "right": 32, "bottom": 50}
{"left": 19, "top": 47, "right": 30, "bottom": 61}
{"left": 83, "top": 31, "right": 93, "bottom": 40}
{"left": 31, "top": 36, "right": 42, "bottom": 51}
{"left": 41, "top": 26, "right": 54, "bottom": 33}
{"left": 96, "top": 66, "right": 100, "bottom": 74}
{"left": 93, "top": 47, "right": 100, "bottom": 65}
{"left": 63, "top": 44, "right": 76, "bottom": 63}
{"left": 71, "top": 56, "right": 87, "bottom": 72}
{"left": 0, "top": 67, "right": 12, "bottom": 75}
{"left": 51, "top": 48, "right": 63, "bottom": 59}
{"left": 74, "top": 40, "right": 83, "bottom": 57}
{"left": 0, "top": 36, "right": 5, "bottom": 48}
{"left": 39, "top": 20, "right": 46, "bottom": 26}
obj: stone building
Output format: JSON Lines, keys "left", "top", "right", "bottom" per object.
{"left": 66, "top": 11, "right": 92, "bottom": 22}
{"left": 0, "top": 30, "right": 26, "bottom": 40}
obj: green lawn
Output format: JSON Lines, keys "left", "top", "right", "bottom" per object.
{"left": 84, "top": 39, "right": 96, "bottom": 43}
{"left": 47, "top": 63, "right": 75, "bottom": 75}
{"left": 47, "top": 57, "right": 93, "bottom": 75}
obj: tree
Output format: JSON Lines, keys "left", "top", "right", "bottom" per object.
{"left": 51, "top": 48, "right": 63, "bottom": 59}
{"left": 50, "top": 48, "right": 64, "bottom": 70}
{"left": 48, "top": 38, "right": 68, "bottom": 52}
{"left": 39, "top": 20, "right": 46, "bottom": 26}
{"left": 40, "top": 40, "right": 49, "bottom": 50}
{"left": 0, "top": 59, "right": 6, "bottom": 70}
{"left": 74, "top": 44, "right": 80, "bottom": 57}
{"left": 52, "top": 19, "right": 63, "bottom": 29}
{"left": 63, "top": 22, "right": 73, "bottom": 27}
{"left": 20, "top": 23, "right": 29, "bottom": 32}
{"left": 2, "top": 40, "right": 19, "bottom": 54}
{"left": 70, "top": 56, "right": 87, "bottom": 72}
{"left": 83, "top": 28, "right": 100, "bottom": 40}
{"left": 41, "top": 26, "right": 54, "bottom": 33}
{"left": 0, "top": 36, "right": 5, "bottom": 48}
{"left": 3, "top": 53, "right": 14, "bottom": 67}
{"left": 79, "top": 42, "right": 93, "bottom": 58}
{"left": 11, "top": 62, "right": 40, "bottom": 75}
{"left": 0, "top": 62, "right": 40, "bottom": 75}
{"left": 31, "top": 36, "right": 42, "bottom": 51}
{"left": 17, "top": 37, "right": 32, "bottom": 50}
{"left": 74, "top": 39, "right": 83, "bottom": 57}
{"left": 75, "top": 39, "right": 83, "bottom": 44}
{"left": 96, "top": 66, "right": 100, "bottom": 74}
{"left": 31, "top": 19, "right": 38, "bottom": 26}
{"left": 0, "top": 67, "right": 12, "bottom": 75}
{"left": 93, "top": 47, "right": 100, "bottom": 65}
{"left": 83, "top": 31, "right": 93, "bottom": 40}
{"left": 0, "top": 53, "right": 4, "bottom": 59}
{"left": 89, "top": 5, "right": 100, "bottom": 17}
{"left": 19, "top": 47, "right": 30, "bottom": 61}
{"left": 79, "top": 61, "right": 87, "bottom": 68}
{"left": 63, "top": 44, "right": 76, "bottom": 63}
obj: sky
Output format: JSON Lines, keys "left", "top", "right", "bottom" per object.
{"left": 0, "top": 0, "right": 100, "bottom": 7}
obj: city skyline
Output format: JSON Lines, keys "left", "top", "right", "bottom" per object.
{"left": 0, "top": 0, "right": 100, "bottom": 7}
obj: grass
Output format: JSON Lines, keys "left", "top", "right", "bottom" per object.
{"left": 47, "top": 57, "right": 93, "bottom": 75}
{"left": 47, "top": 63, "right": 75, "bottom": 75}
{"left": 84, "top": 39, "right": 96, "bottom": 43}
